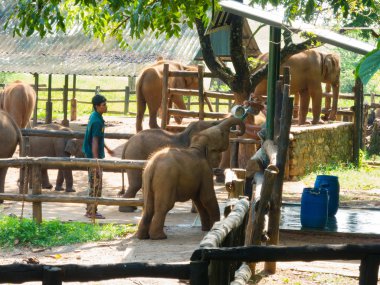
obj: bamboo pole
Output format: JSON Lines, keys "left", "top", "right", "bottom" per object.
{"left": 198, "top": 65, "right": 205, "bottom": 121}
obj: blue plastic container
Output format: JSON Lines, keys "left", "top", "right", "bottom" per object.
{"left": 314, "top": 175, "right": 340, "bottom": 217}
{"left": 300, "top": 187, "right": 329, "bottom": 228}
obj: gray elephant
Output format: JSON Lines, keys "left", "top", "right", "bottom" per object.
{"left": 137, "top": 117, "right": 245, "bottom": 239}
{"left": 119, "top": 120, "right": 221, "bottom": 212}
{"left": 28, "top": 124, "right": 84, "bottom": 192}
{"left": 0, "top": 110, "right": 23, "bottom": 202}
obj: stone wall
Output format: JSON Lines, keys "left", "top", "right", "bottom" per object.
{"left": 287, "top": 122, "right": 354, "bottom": 180}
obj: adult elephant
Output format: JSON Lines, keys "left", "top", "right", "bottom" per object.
{"left": 0, "top": 110, "right": 23, "bottom": 202}
{"left": 253, "top": 49, "right": 340, "bottom": 125}
{"left": 135, "top": 60, "right": 198, "bottom": 132}
{"left": 0, "top": 80, "right": 36, "bottom": 128}
{"left": 137, "top": 117, "right": 245, "bottom": 240}
{"left": 28, "top": 124, "right": 84, "bottom": 192}
{"left": 119, "top": 120, "right": 220, "bottom": 212}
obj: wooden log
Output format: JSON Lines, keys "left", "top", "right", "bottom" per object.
{"left": 194, "top": 199, "right": 250, "bottom": 250}
{"left": 190, "top": 260, "right": 209, "bottom": 285}
{"left": 0, "top": 157, "right": 145, "bottom": 170}
{"left": 247, "top": 167, "right": 278, "bottom": 272}
{"left": 353, "top": 78, "right": 364, "bottom": 166}
{"left": 62, "top": 75, "right": 69, "bottom": 127}
{"left": 42, "top": 266, "right": 62, "bottom": 285}
{"left": 229, "top": 138, "right": 260, "bottom": 145}
{"left": 230, "top": 263, "right": 252, "bottom": 285}
{"left": 0, "top": 193, "right": 144, "bottom": 206}
{"left": 0, "top": 263, "right": 191, "bottom": 283}
{"left": 193, "top": 244, "right": 380, "bottom": 263}
{"left": 168, "top": 70, "right": 198, "bottom": 78}
{"left": 359, "top": 255, "right": 380, "bottom": 285}
{"left": 32, "top": 164, "right": 42, "bottom": 223}
{"left": 21, "top": 129, "right": 134, "bottom": 140}
{"left": 230, "top": 141, "right": 239, "bottom": 168}
{"left": 265, "top": 85, "right": 294, "bottom": 273}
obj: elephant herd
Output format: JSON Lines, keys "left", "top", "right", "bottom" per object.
{"left": 0, "top": 48, "right": 341, "bottom": 239}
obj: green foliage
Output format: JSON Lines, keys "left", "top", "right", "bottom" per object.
{"left": 0, "top": 216, "right": 136, "bottom": 248}
{"left": 356, "top": 39, "right": 380, "bottom": 85}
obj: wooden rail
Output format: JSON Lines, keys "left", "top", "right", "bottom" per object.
{"left": 161, "top": 64, "right": 234, "bottom": 130}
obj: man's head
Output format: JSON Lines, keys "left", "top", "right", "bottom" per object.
{"left": 92, "top": 94, "right": 107, "bottom": 114}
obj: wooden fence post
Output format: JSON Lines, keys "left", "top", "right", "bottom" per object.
{"left": 265, "top": 85, "right": 293, "bottom": 273}
{"left": 70, "top": 74, "right": 77, "bottom": 121}
{"left": 42, "top": 266, "right": 62, "bottom": 285}
{"left": 198, "top": 65, "right": 205, "bottom": 121}
{"left": 46, "top": 74, "right": 53, "bottom": 124}
{"left": 124, "top": 86, "right": 130, "bottom": 115}
{"left": 161, "top": 64, "right": 169, "bottom": 129}
{"left": 62, "top": 75, "right": 69, "bottom": 127}
{"left": 32, "top": 164, "right": 42, "bottom": 223}
{"left": 33, "top": 73, "right": 39, "bottom": 126}
{"left": 19, "top": 136, "right": 30, "bottom": 194}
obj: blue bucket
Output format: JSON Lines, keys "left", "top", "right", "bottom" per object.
{"left": 314, "top": 175, "right": 340, "bottom": 217}
{"left": 300, "top": 187, "right": 329, "bottom": 228}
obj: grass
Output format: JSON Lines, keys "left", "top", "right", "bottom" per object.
{"left": 301, "top": 162, "right": 380, "bottom": 191}
{"left": 0, "top": 216, "right": 136, "bottom": 248}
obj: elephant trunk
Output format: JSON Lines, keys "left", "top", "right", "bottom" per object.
{"left": 218, "top": 117, "right": 246, "bottom": 136}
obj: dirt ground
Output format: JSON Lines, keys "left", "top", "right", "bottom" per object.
{"left": 1, "top": 116, "right": 380, "bottom": 284}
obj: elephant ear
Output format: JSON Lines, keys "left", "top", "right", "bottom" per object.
{"left": 322, "top": 53, "right": 340, "bottom": 82}
{"left": 65, "top": 139, "right": 82, "bottom": 156}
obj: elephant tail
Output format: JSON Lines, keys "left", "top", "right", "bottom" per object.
{"left": 4, "top": 110, "right": 24, "bottom": 157}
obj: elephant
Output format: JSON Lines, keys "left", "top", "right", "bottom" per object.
{"left": 252, "top": 49, "right": 340, "bottom": 125}
{"left": 135, "top": 60, "right": 199, "bottom": 133}
{"left": 119, "top": 120, "right": 221, "bottom": 212}
{"left": 0, "top": 110, "right": 23, "bottom": 202}
{"left": 0, "top": 80, "right": 36, "bottom": 128}
{"left": 28, "top": 124, "right": 84, "bottom": 192}
{"left": 136, "top": 116, "right": 245, "bottom": 240}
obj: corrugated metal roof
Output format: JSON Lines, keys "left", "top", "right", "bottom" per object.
{"left": 0, "top": 27, "right": 201, "bottom": 77}
{"left": 0, "top": 3, "right": 201, "bottom": 77}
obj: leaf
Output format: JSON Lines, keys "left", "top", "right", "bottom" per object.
{"left": 356, "top": 41, "right": 380, "bottom": 85}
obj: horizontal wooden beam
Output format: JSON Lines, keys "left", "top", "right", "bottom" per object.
{"left": 21, "top": 129, "right": 134, "bottom": 140}
{"left": 0, "top": 194, "right": 143, "bottom": 206}
{"left": 0, "top": 157, "right": 145, "bottom": 170}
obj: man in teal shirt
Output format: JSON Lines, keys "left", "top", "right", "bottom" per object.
{"left": 83, "top": 94, "right": 113, "bottom": 219}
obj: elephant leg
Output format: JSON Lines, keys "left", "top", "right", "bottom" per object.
{"left": 63, "top": 169, "right": 75, "bottom": 192}
{"left": 199, "top": 178, "right": 220, "bottom": 230}
{"left": 192, "top": 198, "right": 211, "bottom": 231}
{"left": 119, "top": 170, "right": 142, "bottom": 212}
{"left": 41, "top": 169, "right": 53, "bottom": 189}
{"left": 136, "top": 188, "right": 155, "bottom": 239}
{"left": 298, "top": 89, "right": 311, "bottom": 125}
{"left": 293, "top": 92, "right": 300, "bottom": 119}
{"left": 310, "top": 85, "right": 324, "bottom": 124}
{"left": 0, "top": 167, "right": 8, "bottom": 203}
{"left": 328, "top": 83, "right": 340, "bottom": 121}
{"left": 55, "top": 170, "right": 64, "bottom": 191}
{"left": 148, "top": 194, "right": 175, "bottom": 240}
{"left": 147, "top": 108, "right": 160, "bottom": 129}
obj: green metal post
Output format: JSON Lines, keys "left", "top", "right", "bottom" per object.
{"left": 265, "top": 26, "right": 281, "bottom": 140}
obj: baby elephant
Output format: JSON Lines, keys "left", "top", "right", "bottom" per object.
{"left": 137, "top": 117, "right": 245, "bottom": 240}
{"left": 28, "top": 124, "right": 84, "bottom": 192}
